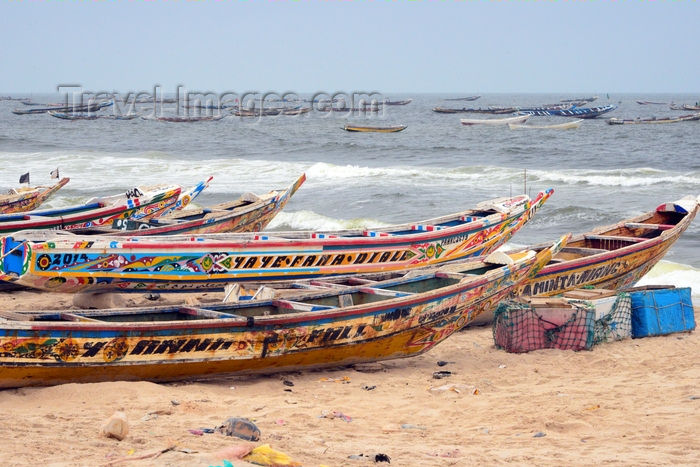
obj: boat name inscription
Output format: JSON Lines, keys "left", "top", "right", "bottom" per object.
{"left": 520, "top": 260, "right": 626, "bottom": 295}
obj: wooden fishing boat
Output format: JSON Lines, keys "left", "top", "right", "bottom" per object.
{"left": 0, "top": 184, "right": 186, "bottom": 235}
{"left": 342, "top": 124, "right": 407, "bottom": 133}
{"left": 0, "top": 178, "right": 70, "bottom": 214}
{"left": 519, "top": 104, "right": 617, "bottom": 118}
{"left": 142, "top": 115, "right": 225, "bottom": 122}
{"left": 508, "top": 119, "right": 583, "bottom": 130}
{"left": 444, "top": 96, "right": 481, "bottom": 101}
{"left": 0, "top": 238, "right": 565, "bottom": 389}
{"left": 636, "top": 101, "right": 667, "bottom": 105}
{"left": 0, "top": 189, "right": 554, "bottom": 293}
{"left": 48, "top": 111, "right": 139, "bottom": 121}
{"left": 74, "top": 174, "right": 306, "bottom": 237}
{"left": 561, "top": 96, "right": 597, "bottom": 103}
{"left": 433, "top": 106, "right": 518, "bottom": 115}
{"left": 466, "top": 196, "right": 699, "bottom": 326}
{"left": 607, "top": 113, "right": 700, "bottom": 125}
{"left": 12, "top": 101, "right": 113, "bottom": 115}
{"left": 460, "top": 115, "right": 529, "bottom": 126}
{"left": 384, "top": 99, "right": 413, "bottom": 106}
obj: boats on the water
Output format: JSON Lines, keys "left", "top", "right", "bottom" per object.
{"left": 73, "top": 174, "right": 306, "bottom": 237}
{"left": 561, "top": 96, "right": 597, "bottom": 103}
{"left": 0, "top": 238, "right": 565, "bottom": 389}
{"left": 12, "top": 101, "right": 113, "bottom": 115}
{"left": 508, "top": 119, "right": 583, "bottom": 130}
{"left": 607, "top": 113, "right": 700, "bottom": 125}
{"left": 443, "top": 96, "right": 481, "bottom": 101}
{"left": 342, "top": 124, "right": 407, "bottom": 133}
{"left": 48, "top": 111, "right": 138, "bottom": 121}
{"left": 384, "top": 99, "right": 413, "bottom": 106}
{"left": 433, "top": 106, "right": 518, "bottom": 115}
{"left": 0, "top": 178, "right": 70, "bottom": 214}
{"left": 636, "top": 101, "right": 668, "bottom": 105}
{"left": 142, "top": 115, "right": 225, "bottom": 122}
{"left": 460, "top": 115, "right": 529, "bottom": 126}
{"left": 466, "top": 196, "right": 699, "bottom": 327}
{"left": 0, "top": 190, "right": 554, "bottom": 293}
{"left": 518, "top": 104, "right": 617, "bottom": 119}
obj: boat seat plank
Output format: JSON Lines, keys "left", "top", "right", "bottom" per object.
{"left": 624, "top": 223, "right": 674, "bottom": 231}
{"left": 584, "top": 235, "right": 647, "bottom": 243}
{"left": 560, "top": 246, "right": 611, "bottom": 255}
{"left": 60, "top": 313, "right": 104, "bottom": 322}
{"left": 338, "top": 294, "right": 354, "bottom": 307}
{"left": 435, "top": 271, "right": 469, "bottom": 281}
{"left": 0, "top": 310, "right": 34, "bottom": 321}
{"left": 272, "top": 299, "right": 337, "bottom": 312}
{"left": 179, "top": 306, "right": 247, "bottom": 320}
{"left": 358, "top": 287, "right": 414, "bottom": 297}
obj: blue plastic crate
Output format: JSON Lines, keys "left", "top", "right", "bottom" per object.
{"left": 630, "top": 287, "right": 696, "bottom": 338}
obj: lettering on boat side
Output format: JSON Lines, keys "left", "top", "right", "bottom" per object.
{"left": 519, "top": 260, "right": 626, "bottom": 295}
{"left": 34, "top": 249, "right": 421, "bottom": 274}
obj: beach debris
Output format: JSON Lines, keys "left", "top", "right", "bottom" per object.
{"left": 213, "top": 444, "right": 255, "bottom": 462}
{"left": 498, "top": 364, "right": 507, "bottom": 369}
{"left": 171, "top": 399, "right": 180, "bottom": 406}
{"left": 276, "top": 419, "right": 287, "bottom": 426}
{"left": 432, "top": 370, "right": 453, "bottom": 379}
{"left": 99, "top": 411, "right": 129, "bottom": 441}
{"left": 320, "top": 410, "right": 352, "bottom": 422}
{"left": 348, "top": 453, "right": 391, "bottom": 463}
{"left": 140, "top": 407, "right": 173, "bottom": 421}
{"left": 144, "top": 292, "right": 160, "bottom": 301}
{"left": 688, "top": 395, "right": 700, "bottom": 400}
{"left": 242, "top": 444, "right": 303, "bottom": 467}
{"left": 318, "top": 376, "right": 351, "bottom": 383}
{"left": 584, "top": 404, "right": 601, "bottom": 411}
{"left": 283, "top": 379, "right": 295, "bottom": 387}
{"left": 217, "top": 417, "right": 261, "bottom": 441}
{"left": 436, "top": 360, "right": 455, "bottom": 367}
{"left": 362, "top": 384, "right": 377, "bottom": 391}
{"left": 188, "top": 429, "right": 204, "bottom": 436}
{"left": 103, "top": 439, "right": 179, "bottom": 465}
{"left": 533, "top": 432, "right": 547, "bottom": 438}
{"left": 429, "top": 383, "right": 480, "bottom": 395}
{"left": 400, "top": 424, "right": 426, "bottom": 430}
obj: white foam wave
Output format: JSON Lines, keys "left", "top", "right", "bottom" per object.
{"left": 266, "top": 210, "right": 390, "bottom": 231}
{"left": 637, "top": 260, "right": 700, "bottom": 303}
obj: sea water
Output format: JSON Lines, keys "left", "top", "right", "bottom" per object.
{"left": 1, "top": 93, "right": 698, "bottom": 301}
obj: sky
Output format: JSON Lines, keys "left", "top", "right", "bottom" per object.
{"left": 1, "top": 0, "right": 699, "bottom": 95}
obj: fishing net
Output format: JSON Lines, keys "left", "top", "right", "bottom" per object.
{"left": 591, "top": 293, "right": 632, "bottom": 344}
{"left": 493, "top": 300, "right": 595, "bottom": 353}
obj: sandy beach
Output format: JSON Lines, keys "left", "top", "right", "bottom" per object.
{"left": 0, "top": 290, "right": 698, "bottom": 467}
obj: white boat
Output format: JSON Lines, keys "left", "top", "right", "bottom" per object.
{"left": 508, "top": 119, "right": 583, "bottom": 130}
{"left": 460, "top": 114, "right": 529, "bottom": 126}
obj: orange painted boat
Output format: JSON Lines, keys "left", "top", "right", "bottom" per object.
{"left": 0, "top": 178, "right": 70, "bottom": 214}
{"left": 0, "top": 237, "right": 565, "bottom": 388}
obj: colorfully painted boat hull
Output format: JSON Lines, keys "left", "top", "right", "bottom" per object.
{"left": 0, "top": 190, "right": 553, "bottom": 293}
{"left": 515, "top": 197, "right": 699, "bottom": 296}
{"left": 342, "top": 125, "right": 407, "bottom": 133}
{"left": 0, "top": 239, "right": 564, "bottom": 388}
{"left": 0, "top": 178, "right": 70, "bottom": 214}
{"left": 100, "top": 174, "right": 305, "bottom": 236}
{"left": 465, "top": 196, "right": 698, "bottom": 326}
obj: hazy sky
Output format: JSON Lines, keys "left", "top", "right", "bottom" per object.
{"left": 1, "top": 1, "right": 698, "bottom": 95}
